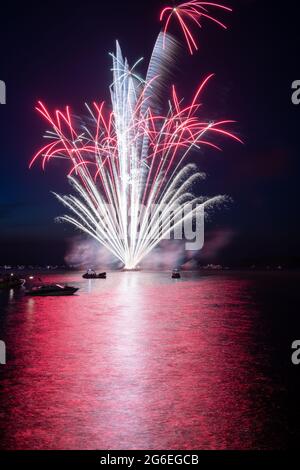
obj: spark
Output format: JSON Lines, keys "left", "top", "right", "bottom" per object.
{"left": 160, "top": 1, "right": 232, "bottom": 54}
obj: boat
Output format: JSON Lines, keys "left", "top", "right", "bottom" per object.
{"left": 171, "top": 269, "right": 181, "bottom": 279}
{"left": 122, "top": 268, "right": 141, "bottom": 272}
{"left": 25, "top": 284, "right": 79, "bottom": 296}
{"left": 0, "top": 273, "right": 25, "bottom": 289}
{"left": 82, "top": 270, "right": 106, "bottom": 279}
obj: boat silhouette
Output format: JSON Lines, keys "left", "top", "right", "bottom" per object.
{"left": 25, "top": 284, "right": 78, "bottom": 296}
{"left": 83, "top": 271, "right": 107, "bottom": 279}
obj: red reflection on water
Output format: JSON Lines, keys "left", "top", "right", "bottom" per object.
{"left": 0, "top": 272, "right": 286, "bottom": 449}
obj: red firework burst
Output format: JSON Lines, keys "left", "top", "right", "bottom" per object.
{"left": 160, "top": 1, "right": 232, "bottom": 54}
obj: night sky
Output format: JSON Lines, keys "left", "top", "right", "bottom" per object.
{"left": 0, "top": 0, "right": 299, "bottom": 266}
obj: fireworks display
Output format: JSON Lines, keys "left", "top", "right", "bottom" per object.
{"left": 30, "top": 2, "right": 241, "bottom": 270}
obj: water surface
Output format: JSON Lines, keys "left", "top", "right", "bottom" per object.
{"left": 0, "top": 270, "right": 297, "bottom": 449}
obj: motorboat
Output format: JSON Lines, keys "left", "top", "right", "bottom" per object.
{"left": 82, "top": 271, "right": 107, "bottom": 279}
{"left": 171, "top": 269, "right": 181, "bottom": 279}
{"left": 122, "top": 266, "right": 141, "bottom": 272}
{"left": 25, "top": 284, "right": 78, "bottom": 296}
{"left": 0, "top": 273, "right": 25, "bottom": 289}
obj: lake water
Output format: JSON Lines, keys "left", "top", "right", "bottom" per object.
{"left": 0, "top": 270, "right": 298, "bottom": 449}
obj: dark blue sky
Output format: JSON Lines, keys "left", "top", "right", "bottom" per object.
{"left": 0, "top": 0, "right": 299, "bottom": 265}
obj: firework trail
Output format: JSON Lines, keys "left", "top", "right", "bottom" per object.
{"left": 31, "top": 2, "right": 241, "bottom": 270}
{"left": 160, "top": 1, "right": 232, "bottom": 54}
